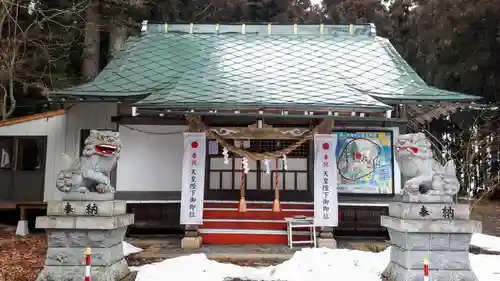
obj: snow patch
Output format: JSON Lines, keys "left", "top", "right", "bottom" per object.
{"left": 131, "top": 233, "right": 500, "bottom": 281}
{"left": 133, "top": 244, "right": 500, "bottom": 281}
{"left": 471, "top": 233, "right": 500, "bottom": 253}
{"left": 123, "top": 241, "right": 143, "bottom": 256}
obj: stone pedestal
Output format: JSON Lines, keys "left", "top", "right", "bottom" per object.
{"left": 16, "top": 220, "right": 29, "bottom": 236}
{"left": 317, "top": 227, "right": 337, "bottom": 248}
{"left": 181, "top": 236, "right": 203, "bottom": 249}
{"left": 181, "top": 225, "right": 202, "bottom": 249}
{"left": 381, "top": 194, "right": 482, "bottom": 281}
{"left": 16, "top": 206, "right": 29, "bottom": 236}
{"left": 36, "top": 198, "right": 134, "bottom": 281}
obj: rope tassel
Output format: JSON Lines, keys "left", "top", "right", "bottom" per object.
{"left": 272, "top": 157, "right": 281, "bottom": 212}
{"left": 238, "top": 157, "right": 248, "bottom": 212}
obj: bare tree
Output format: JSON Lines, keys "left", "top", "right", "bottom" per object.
{"left": 446, "top": 106, "right": 500, "bottom": 211}
{"left": 0, "top": 0, "right": 88, "bottom": 120}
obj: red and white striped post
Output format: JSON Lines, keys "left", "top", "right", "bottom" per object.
{"left": 423, "top": 258, "right": 429, "bottom": 281}
{"left": 85, "top": 247, "right": 92, "bottom": 281}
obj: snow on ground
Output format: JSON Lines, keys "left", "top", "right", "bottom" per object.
{"left": 123, "top": 241, "right": 143, "bottom": 256}
{"left": 471, "top": 233, "right": 500, "bottom": 253}
{"left": 132, "top": 234, "right": 500, "bottom": 281}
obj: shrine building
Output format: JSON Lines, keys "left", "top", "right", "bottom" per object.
{"left": 0, "top": 22, "right": 479, "bottom": 245}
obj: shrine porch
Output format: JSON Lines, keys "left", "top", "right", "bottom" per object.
{"left": 124, "top": 197, "right": 390, "bottom": 246}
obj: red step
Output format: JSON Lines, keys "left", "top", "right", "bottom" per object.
{"left": 201, "top": 220, "right": 287, "bottom": 230}
{"left": 201, "top": 220, "right": 321, "bottom": 231}
{"left": 201, "top": 233, "right": 312, "bottom": 245}
{"left": 204, "top": 202, "right": 313, "bottom": 210}
{"left": 203, "top": 209, "right": 313, "bottom": 220}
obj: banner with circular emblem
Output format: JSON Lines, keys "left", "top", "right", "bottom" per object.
{"left": 313, "top": 134, "right": 339, "bottom": 227}
{"left": 180, "top": 132, "right": 206, "bottom": 225}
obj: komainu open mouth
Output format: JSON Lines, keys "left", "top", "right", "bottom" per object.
{"left": 95, "top": 144, "right": 117, "bottom": 155}
{"left": 396, "top": 146, "right": 419, "bottom": 153}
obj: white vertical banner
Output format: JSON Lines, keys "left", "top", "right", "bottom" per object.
{"left": 314, "top": 134, "right": 339, "bottom": 227}
{"left": 180, "top": 132, "right": 206, "bottom": 225}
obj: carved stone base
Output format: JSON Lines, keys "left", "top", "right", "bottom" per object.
{"left": 47, "top": 200, "right": 127, "bottom": 217}
{"left": 381, "top": 201, "right": 481, "bottom": 281}
{"left": 181, "top": 236, "right": 203, "bottom": 249}
{"left": 184, "top": 230, "right": 200, "bottom": 237}
{"left": 383, "top": 261, "right": 478, "bottom": 281}
{"left": 36, "top": 226, "right": 132, "bottom": 281}
{"left": 319, "top": 229, "right": 334, "bottom": 238}
{"left": 62, "top": 192, "right": 115, "bottom": 201}
{"left": 36, "top": 199, "right": 134, "bottom": 281}
{"left": 400, "top": 194, "right": 454, "bottom": 203}
{"left": 36, "top": 258, "right": 129, "bottom": 281}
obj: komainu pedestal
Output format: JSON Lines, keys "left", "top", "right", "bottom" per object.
{"left": 36, "top": 130, "right": 133, "bottom": 281}
{"left": 36, "top": 197, "right": 134, "bottom": 281}
{"left": 381, "top": 194, "right": 481, "bottom": 281}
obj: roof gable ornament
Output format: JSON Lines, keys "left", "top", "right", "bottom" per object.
{"left": 140, "top": 21, "right": 378, "bottom": 37}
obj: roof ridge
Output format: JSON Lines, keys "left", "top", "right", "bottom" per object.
{"left": 141, "top": 21, "right": 377, "bottom": 37}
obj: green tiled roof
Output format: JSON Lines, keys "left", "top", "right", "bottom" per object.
{"left": 53, "top": 23, "right": 479, "bottom": 109}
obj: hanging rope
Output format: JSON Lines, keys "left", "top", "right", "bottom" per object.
{"left": 187, "top": 116, "right": 326, "bottom": 160}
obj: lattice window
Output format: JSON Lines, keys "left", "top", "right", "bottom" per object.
{"left": 251, "top": 139, "right": 310, "bottom": 158}
{"left": 207, "top": 138, "right": 310, "bottom": 192}
{"left": 208, "top": 139, "right": 310, "bottom": 158}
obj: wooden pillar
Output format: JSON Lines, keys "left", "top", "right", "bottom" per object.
{"left": 317, "top": 118, "right": 337, "bottom": 248}
{"left": 181, "top": 116, "right": 203, "bottom": 249}
{"left": 400, "top": 105, "right": 408, "bottom": 134}
{"left": 317, "top": 119, "right": 334, "bottom": 135}
{"left": 12, "top": 137, "right": 18, "bottom": 170}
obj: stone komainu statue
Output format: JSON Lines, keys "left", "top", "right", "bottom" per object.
{"left": 56, "top": 130, "right": 122, "bottom": 194}
{"left": 394, "top": 132, "right": 460, "bottom": 196}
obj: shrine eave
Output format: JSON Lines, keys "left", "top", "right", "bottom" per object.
{"left": 47, "top": 92, "right": 148, "bottom": 103}
{"left": 133, "top": 108, "right": 405, "bottom": 123}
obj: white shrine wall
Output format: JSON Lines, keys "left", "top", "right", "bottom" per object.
{"left": 43, "top": 103, "right": 118, "bottom": 201}
{"left": 116, "top": 124, "right": 187, "bottom": 192}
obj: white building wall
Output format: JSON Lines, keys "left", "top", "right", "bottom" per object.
{"left": 44, "top": 103, "right": 118, "bottom": 201}
{"left": 117, "top": 125, "right": 187, "bottom": 192}
{"left": 65, "top": 103, "right": 117, "bottom": 159}
{"left": 0, "top": 113, "right": 70, "bottom": 201}
{"left": 43, "top": 114, "right": 67, "bottom": 201}
{"left": 0, "top": 117, "right": 53, "bottom": 136}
